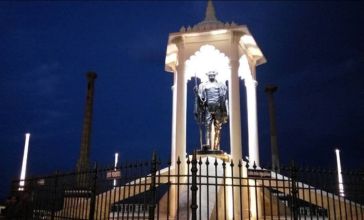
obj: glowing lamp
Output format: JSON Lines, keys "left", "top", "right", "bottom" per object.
{"left": 19, "top": 133, "right": 30, "bottom": 191}
{"left": 113, "top": 152, "right": 119, "bottom": 188}
{"left": 335, "top": 148, "right": 345, "bottom": 197}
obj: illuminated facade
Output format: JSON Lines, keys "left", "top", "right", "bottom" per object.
{"left": 165, "top": 0, "right": 266, "bottom": 166}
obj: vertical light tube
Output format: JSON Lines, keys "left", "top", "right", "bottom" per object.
{"left": 114, "top": 152, "right": 119, "bottom": 168}
{"left": 19, "top": 133, "right": 30, "bottom": 191}
{"left": 113, "top": 152, "right": 119, "bottom": 188}
{"left": 335, "top": 148, "right": 345, "bottom": 197}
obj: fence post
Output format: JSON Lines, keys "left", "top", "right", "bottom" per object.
{"left": 149, "top": 152, "right": 157, "bottom": 220}
{"left": 51, "top": 171, "right": 58, "bottom": 220}
{"left": 89, "top": 164, "right": 97, "bottom": 220}
{"left": 190, "top": 152, "right": 198, "bottom": 220}
{"left": 290, "top": 161, "right": 298, "bottom": 220}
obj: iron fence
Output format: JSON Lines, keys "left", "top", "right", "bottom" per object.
{"left": 5, "top": 153, "right": 364, "bottom": 220}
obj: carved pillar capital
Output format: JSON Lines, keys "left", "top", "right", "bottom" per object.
{"left": 232, "top": 31, "right": 244, "bottom": 44}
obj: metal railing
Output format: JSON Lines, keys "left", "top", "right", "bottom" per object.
{"left": 5, "top": 153, "right": 364, "bottom": 220}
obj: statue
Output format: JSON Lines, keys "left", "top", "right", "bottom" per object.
{"left": 194, "top": 71, "right": 228, "bottom": 151}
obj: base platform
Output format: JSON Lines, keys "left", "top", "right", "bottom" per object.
{"left": 196, "top": 149, "right": 224, "bottom": 155}
{"left": 196, "top": 145, "right": 224, "bottom": 154}
{"left": 195, "top": 146, "right": 230, "bottom": 160}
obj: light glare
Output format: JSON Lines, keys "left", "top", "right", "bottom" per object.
{"left": 185, "top": 44, "right": 230, "bottom": 83}
{"left": 19, "top": 133, "right": 30, "bottom": 191}
{"left": 240, "top": 35, "right": 257, "bottom": 46}
{"left": 210, "top": 29, "right": 227, "bottom": 35}
{"left": 113, "top": 152, "right": 119, "bottom": 188}
{"left": 335, "top": 148, "right": 345, "bottom": 197}
{"left": 114, "top": 152, "right": 119, "bottom": 168}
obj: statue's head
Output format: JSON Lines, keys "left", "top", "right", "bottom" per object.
{"left": 206, "top": 71, "right": 218, "bottom": 82}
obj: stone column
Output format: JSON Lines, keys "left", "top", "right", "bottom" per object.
{"left": 169, "top": 53, "right": 187, "bottom": 219}
{"left": 76, "top": 72, "right": 97, "bottom": 173}
{"left": 169, "top": 38, "right": 187, "bottom": 168}
{"left": 265, "top": 85, "right": 280, "bottom": 170}
{"left": 171, "top": 74, "right": 177, "bottom": 166}
{"left": 229, "top": 60, "right": 243, "bottom": 162}
{"left": 174, "top": 63, "right": 187, "bottom": 166}
{"left": 245, "top": 77, "right": 260, "bottom": 166}
{"left": 169, "top": 44, "right": 187, "bottom": 168}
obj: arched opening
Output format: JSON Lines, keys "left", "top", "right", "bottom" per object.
{"left": 185, "top": 44, "right": 230, "bottom": 83}
{"left": 184, "top": 45, "right": 231, "bottom": 153}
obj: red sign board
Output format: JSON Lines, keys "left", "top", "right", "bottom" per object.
{"left": 106, "top": 169, "right": 121, "bottom": 179}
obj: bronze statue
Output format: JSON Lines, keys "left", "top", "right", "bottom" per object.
{"left": 194, "top": 71, "right": 228, "bottom": 151}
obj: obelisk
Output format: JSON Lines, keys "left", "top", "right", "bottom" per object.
{"left": 265, "top": 85, "right": 280, "bottom": 170}
{"left": 76, "top": 72, "right": 97, "bottom": 174}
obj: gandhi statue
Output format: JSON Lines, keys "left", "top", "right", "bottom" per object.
{"left": 194, "top": 71, "right": 228, "bottom": 150}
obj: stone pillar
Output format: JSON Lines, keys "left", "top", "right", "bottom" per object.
{"left": 245, "top": 77, "right": 260, "bottom": 166}
{"left": 169, "top": 76, "right": 178, "bottom": 218}
{"left": 169, "top": 42, "right": 187, "bottom": 168}
{"left": 265, "top": 85, "right": 280, "bottom": 170}
{"left": 169, "top": 53, "right": 187, "bottom": 219}
{"left": 169, "top": 38, "right": 187, "bottom": 168}
{"left": 174, "top": 63, "right": 187, "bottom": 166}
{"left": 76, "top": 72, "right": 97, "bottom": 173}
{"left": 229, "top": 60, "right": 243, "bottom": 162}
{"left": 170, "top": 75, "right": 177, "bottom": 166}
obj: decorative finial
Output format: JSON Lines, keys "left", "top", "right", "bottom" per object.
{"left": 204, "top": 0, "right": 217, "bottom": 21}
{"left": 190, "top": 0, "right": 225, "bottom": 32}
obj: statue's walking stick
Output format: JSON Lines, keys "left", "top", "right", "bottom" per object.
{"left": 194, "top": 73, "right": 203, "bottom": 148}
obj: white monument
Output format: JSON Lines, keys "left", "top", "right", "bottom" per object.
{"left": 165, "top": 0, "right": 266, "bottom": 166}
{"left": 55, "top": 3, "right": 363, "bottom": 220}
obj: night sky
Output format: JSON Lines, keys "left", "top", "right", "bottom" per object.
{"left": 0, "top": 1, "right": 363, "bottom": 201}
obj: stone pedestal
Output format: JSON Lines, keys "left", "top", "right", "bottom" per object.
{"left": 196, "top": 146, "right": 224, "bottom": 155}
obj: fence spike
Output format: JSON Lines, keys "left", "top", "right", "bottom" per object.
{"left": 245, "top": 160, "right": 250, "bottom": 169}
{"left": 205, "top": 156, "right": 210, "bottom": 165}
{"left": 253, "top": 161, "right": 257, "bottom": 169}
{"left": 13, "top": 155, "right": 364, "bottom": 220}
